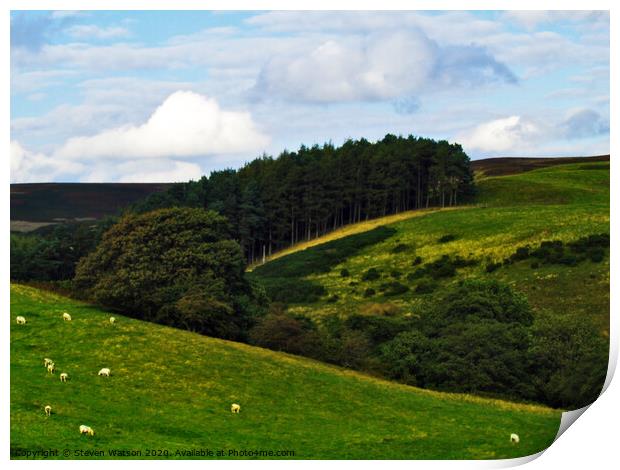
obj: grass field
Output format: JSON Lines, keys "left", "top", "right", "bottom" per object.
{"left": 251, "top": 162, "right": 609, "bottom": 334}
{"left": 10, "top": 284, "right": 560, "bottom": 460}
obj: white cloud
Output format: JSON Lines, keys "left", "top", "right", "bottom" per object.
{"left": 65, "top": 24, "right": 130, "bottom": 40}
{"left": 252, "top": 29, "right": 515, "bottom": 103}
{"left": 50, "top": 11, "right": 84, "bottom": 20}
{"left": 79, "top": 159, "right": 203, "bottom": 183}
{"left": 458, "top": 116, "right": 545, "bottom": 153}
{"left": 10, "top": 140, "right": 84, "bottom": 183}
{"left": 459, "top": 111, "right": 610, "bottom": 157}
{"left": 12, "top": 102, "right": 139, "bottom": 146}
{"left": 117, "top": 160, "right": 203, "bottom": 183}
{"left": 254, "top": 31, "right": 434, "bottom": 102}
{"left": 561, "top": 108, "right": 609, "bottom": 139}
{"left": 11, "top": 78, "right": 201, "bottom": 147}
{"left": 10, "top": 69, "right": 80, "bottom": 94}
{"left": 245, "top": 10, "right": 503, "bottom": 43}
{"left": 502, "top": 11, "right": 608, "bottom": 30}
{"left": 54, "top": 91, "right": 270, "bottom": 160}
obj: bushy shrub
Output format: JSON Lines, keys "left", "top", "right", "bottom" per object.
{"left": 261, "top": 278, "right": 327, "bottom": 304}
{"left": 529, "top": 313, "right": 608, "bottom": 409}
{"left": 381, "top": 281, "right": 409, "bottom": 296}
{"left": 505, "top": 234, "right": 609, "bottom": 268}
{"left": 339, "top": 330, "right": 372, "bottom": 368}
{"left": 589, "top": 247, "right": 605, "bottom": 263}
{"left": 415, "top": 279, "right": 436, "bottom": 294}
{"left": 340, "top": 268, "right": 350, "bottom": 277}
{"left": 531, "top": 240, "right": 564, "bottom": 264}
{"left": 362, "top": 267, "right": 381, "bottom": 281}
{"left": 438, "top": 234, "right": 457, "bottom": 243}
{"left": 363, "top": 288, "right": 376, "bottom": 298}
{"left": 391, "top": 243, "right": 411, "bottom": 254}
{"left": 406, "top": 270, "right": 425, "bottom": 281}
{"left": 425, "top": 279, "right": 534, "bottom": 327}
{"left": 412, "top": 256, "right": 423, "bottom": 266}
{"left": 379, "top": 330, "right": 428, "bottom": 386}
{"left": 427, "top": 256, "right": 457, "bottom": 278}
{"left": 567, "top": 233, "right": 609, "bottom": 253}
{"left": 380, "top": 280, "right": 535, "bottom": 398}
{"left": 249, "top": 312, "right": 324, "bottom": 359}
{"left": 511, "top": 246, "right": 530, "bottom": 261}
{"left": 390, "top": 270, "right": 402, "bottom": 279}
{"left": 327, "top": 294, "right": 340, "bottom": 303}
{"left": 452, "top": 256, "right": 478, "bottom": 268}
{"left": 558, "top": 254, "right": 578, "bottom": 266}
{"left": 346, "top": 313, "right": 409, "bottom": 337}
{"left": 485, "top": 262, "right": 502, "bottom": 273}
{"left": 408, "top": 255, "right": 477, "bottom": 281}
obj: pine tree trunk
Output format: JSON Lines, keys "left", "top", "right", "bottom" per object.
{"left": 291, "top": 209, "right": 294, "bottom": 246}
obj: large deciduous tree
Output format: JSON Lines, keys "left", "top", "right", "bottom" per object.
{"left": 74, "top": 207, "right": 265, "bottom": 340}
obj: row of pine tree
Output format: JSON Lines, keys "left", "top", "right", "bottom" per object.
{"left": 132, "top": 134, "right": 475, "bottom": 264}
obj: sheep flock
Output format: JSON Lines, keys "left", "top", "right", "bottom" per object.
{"left": 14, "top": 310, "right": 242, "bottom": 442}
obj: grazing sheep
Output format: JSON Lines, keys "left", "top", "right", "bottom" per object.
{"left": 62, "top": 312, "right": 72, "bottom": 321}
{"left": 79, "top": 425, "right": 95, "bottom": 436}
{"left": 47, "top": 363, "right": 55, "bottom": 374}
{"left": 98, "top": 368, "right": 111, "bottom": 377}
{"left": 44, "top": 405, "right": 52, "bottom": 417}
{"left": 510, "top": 433, "right": 520, "bottom": 444}
{"left": 44, "top": 358, "right": 53, "bottom": 367}
{"left": 231, "top": 403, "right": 240, "bottom": 413}
{"left": 109, "top": 317, "right": 116, "bottom": 324}
{"left": 16, "top": 316, "right": 26, "bottom": 325}
{"left": 60, "top": 372, "right": 69, "bottom": 382}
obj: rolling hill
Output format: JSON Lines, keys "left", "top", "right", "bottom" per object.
{"left": 10, "top": 183, "right": 172, "bottom": 231}
{"left": 10, "top": 284, "right": 560, "bottom": 459}
{"left": 470, "top": 154, "right": 609, "bottom": 178}
{"left": 10, "top": 156, "right": 608, "bottom": 459}
{"left": 250, "top": 161, "right": 610, "bottom": 334}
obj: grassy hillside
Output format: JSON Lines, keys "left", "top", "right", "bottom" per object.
{"left": 10, "top": 284, "right": 560, "bottom": 459}
{"left": 251, "top": 161, "right": 609, "bottom": 334}
{"left": 471, "top": 154, "right": 609, "bottom": 178}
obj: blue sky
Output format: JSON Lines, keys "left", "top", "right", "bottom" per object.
{"left": 10, "top": 10, "right": 609, "bottom": 183}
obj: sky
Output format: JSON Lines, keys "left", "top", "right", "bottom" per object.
{"left": 9, "top": 10, "right": 610, "bottom": 183}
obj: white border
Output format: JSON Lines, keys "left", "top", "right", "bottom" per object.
{"left": 3, "top": 1, "right": 616, "bottom": 469}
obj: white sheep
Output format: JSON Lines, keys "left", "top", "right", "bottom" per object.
{"left": 44, "top": 405, "right": 52, "bottom": 417}
{"left": 231, "top": 403, "right": 240, "bottom": 413}
{"left": 98, "top": 368, "right": 111, "bottom": 377}
{"left": 79, "top": 425, "right": 95, "bottom": 436}
{"left": 109, "top": 317, "right": 116, "bottom": 324}
{"left": 60, "top": 372, "right": 69, "bottom": 382}
{"left": 44, "top": 358, "right": 53, "bottom": 367}
{"left": 62, "top": 312, "right": 72, "bottom": 321}
{"left": 16, "top": 316, "right": 26, "bottom": 325}
{"left": 510, "top": 433, "right": 520, "bottom": 444}
{"left": 47, "top": 362, "right": 56, "bottom": 374}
